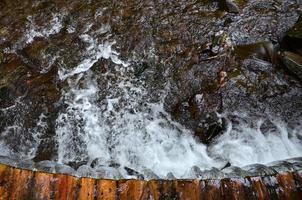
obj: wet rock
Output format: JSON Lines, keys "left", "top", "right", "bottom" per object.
{"left": 234, "top": 41, "right": 277, "bottom": 64}
{"left": 33, "top": 135, "right": 58, "bottom": 162}
{"left": 0, "top": 155, "right": 18, "bottom": 167}
{"left": 243, "top": 164, "right": 277, "bottom": 176}
{"left": 94, "top": 166, "right": 122, "bottom": 179}
{"left": 107, "top": 160, "right": 121, "bottom": 168}
{"left": 141, "top": 168, "right": 159, "bottom": 180}
{"left": 221, "top": 50, "right": 302, "bottom": 125}
{"left": 54, "top": 164, "right": 76, "bottom": 175}
{"left": 0, "top": 49, "right": 60, "bottom": 161}
{"left": 220, "top": 161, "right": 231, "bottom": 170}
{"left": 282, "top": 51, "right": 302, "bottom": 80}
{"left": 268, "top": 161, "right": 295, "bottom": 172}
{"left": 160, "top": 0, "right": 300, "bottom": 142}
{"left": 90, "top": 157, "right": 102, "bottom": 168}
{"left": 68, "top": 160, "right": 88, "bottom": 170}
{"left": 166, "top": 172, "right": 176, "bottom": 180}
{"left": 190, "top": 165, "right": 203, "bottom": 178}
{"left": 124, "top": 166, "right": 144, "bottom": 179}
{"left": 285, "top": 157, "right": 302, "bottom": 170}
{"left": 219, "top": 0, "right": 240, "bottom": 13}
{"left": 76, "top": 165, "right": 96, "bottom": 178}
{"left": 195, "top": 114, "right": 225, "bottom": 144}
{"left": 228, "top": 0, "right": 299, "bottom": 45}
{"left": 199, "top": 167, "right": 225, "bottom": 179}
{"left": 222, "top": 166, "right": 251, "bottom": 178}
{"left": 35, "top": 160, "right": 56, "bottom": 173}
{"left": 259, "top": 119, "right": 279, "bottom": 133}
{"left": 281, "top": 14, "right": 302, "bottom": 54}
{"left": 285, "top": 14, "right": 302, "bottom": 39}
{"left": 17, "top": 159, "right": 35, "bottom": 170}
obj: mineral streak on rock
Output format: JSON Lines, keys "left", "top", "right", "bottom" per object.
{"left": 0, "top": 164, "right": 301, "bottom": 200}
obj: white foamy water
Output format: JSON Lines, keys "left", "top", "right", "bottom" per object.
{"left": 54, "top": 27, "right": 302, "bottom": 179}
{"left": 24, "top": 13, "right": 65, "bottom": 45}
{"left": 209, "top": 117, "right": 302, "bottom": 167}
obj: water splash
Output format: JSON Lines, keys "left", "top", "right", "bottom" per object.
{"left": 0, "top": 10, "right": 301, "bottom": 179}
{"left": 54, "top": 24, "right": 302, "bottom": 178}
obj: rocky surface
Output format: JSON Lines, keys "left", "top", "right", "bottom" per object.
{"left": 0, "top": 0, "right": 302, "bottom": 177}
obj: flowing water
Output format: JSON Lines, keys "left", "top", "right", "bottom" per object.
{"left": 0, "top": 1, "right": 302, "bottom": 179}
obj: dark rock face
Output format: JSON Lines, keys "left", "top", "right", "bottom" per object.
{"left": 281, "top": 14, "right": 302, "bottom": 54}
{"left": 0, "top": 51, "right": 59, "bottom": 160}
{"left": 281, "top": 14, "right": 302, "bottom": 81}
{"left": 219, "top": 0, "right": 240, "bottom": 13}
{"left": 0, "top": 0, "right": 301, "bottom": 163}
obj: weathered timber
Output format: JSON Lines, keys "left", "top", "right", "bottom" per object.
{"left": 0, "top": 164, "right": 301, "bottom": 200}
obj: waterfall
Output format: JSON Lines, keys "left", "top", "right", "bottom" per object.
{"left": 0, "top": 2, "right": 301, "bottom": 179}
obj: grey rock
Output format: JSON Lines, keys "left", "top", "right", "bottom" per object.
{"left": 243, "top": 164, "right": 277, "bottom": 176}
{"left": 222, "top": 166, "right": 251, "bottom": 178}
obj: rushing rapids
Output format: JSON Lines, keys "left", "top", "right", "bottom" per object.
{"left": 0, "top": 0, "right": 302, "bottom": 181}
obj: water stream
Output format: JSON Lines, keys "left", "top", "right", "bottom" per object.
{"left": 0, "top": 1, "right": 302, "bottom": 179}
{"left": 54, "top": 29, "right": 302, "bottom": 178}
